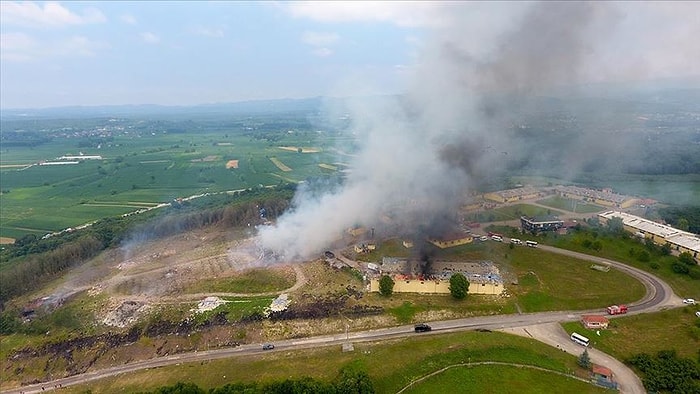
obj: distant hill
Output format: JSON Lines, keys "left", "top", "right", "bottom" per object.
{"left": 0, "top": 97, "right": 330, "bottom": 120}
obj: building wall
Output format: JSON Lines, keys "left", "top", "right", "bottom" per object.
{"left": 484, "top": 192, "right": 505, "bottom": 203}
{"left": 429, "top": 236, "right": 474, "bottom": 249}
{"left": 370, "top": 279, "right": 503, "bottom": 295}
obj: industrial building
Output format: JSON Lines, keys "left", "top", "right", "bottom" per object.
{"left": 520, "top": 216, "right": 564, "bottom": 234}
{"left": 484, "top": 186, "right": 543, "bottom": 203}
{"left": 554, "top": 185, "right": 637, "bottom": 208}
{"left": 598, "top": 211, "right": 700, "bottom": 260}
{"left": 368, "top": 260, "right": 504, "bottom": 295}
{"left": 428, "top": 232, "right": 474, "bottom": 249}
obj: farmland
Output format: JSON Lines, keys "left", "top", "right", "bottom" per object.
{"left": 0, "top": 115, "right": 353, "bottom": 239}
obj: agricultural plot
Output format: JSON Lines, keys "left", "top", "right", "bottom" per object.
{"left": 0, "top": 123, "right": 344, "bottom": 239}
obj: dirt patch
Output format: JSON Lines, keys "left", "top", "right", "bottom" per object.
{"left": 0, "top": 237, "right": 15, "bottom": 244}
{"left": 102, "top": 300, "right": 150, "bottom": 328}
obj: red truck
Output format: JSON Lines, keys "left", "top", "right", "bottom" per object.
{"left": 606, "top": 305, "right": 628, "bottom": 315}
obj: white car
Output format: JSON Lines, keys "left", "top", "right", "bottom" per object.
{"left": 683, "top": 298, "right": 696, "bottom": 305}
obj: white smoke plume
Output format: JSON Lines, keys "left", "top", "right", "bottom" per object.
{"left": 258, "top": 2, "right": 631, "bottom": 260}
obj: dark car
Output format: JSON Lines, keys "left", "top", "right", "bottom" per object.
{"left": 414, "top": 323, "right": 432, "bottom": 333}
{"left": 262, "top": 343, "right": 275, "bottom": 350}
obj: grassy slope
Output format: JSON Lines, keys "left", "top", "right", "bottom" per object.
{"left": 59, "top": 331, "right": 604, "bottom": 394}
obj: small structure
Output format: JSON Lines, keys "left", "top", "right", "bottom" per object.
{"left": 402, "top": 239, "right": 414, "bottom": 248}
{"left": 581, "top": 315, "right": 609, "bottom": 329}
{"left": 354, "top": 243, "right": 376, "bottom": 254}
{"left": 347, "top": 227, "right": 367, "bottom": 237}
{"left": 428, "top": 232, "right": 473, "bottom": 249}
{"left": 591, "top": 364, "right": 617, "bottom": 389}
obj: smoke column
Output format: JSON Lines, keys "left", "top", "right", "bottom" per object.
{"left": 258, "top": 2, "right": 616, "bottom": 260}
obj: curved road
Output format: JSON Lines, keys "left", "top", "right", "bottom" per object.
{"left": 2, "top": 244, "right": 680, "bottom": 394}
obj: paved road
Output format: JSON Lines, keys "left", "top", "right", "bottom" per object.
{"left": 2, "top": 244, "right": 679, "bottom": 394}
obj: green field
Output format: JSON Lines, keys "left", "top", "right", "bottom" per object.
{"left": 0, "top": 130, "right": 351, "bottom": 239}
{"left": 537, "top": 196, "right": 605, "bottom": 214}
{"left": 184, "top": 268, "right": 295, "bottom": 294}
{"left": 465, "top": 203, "right": 563, "bottom": 223}
{"left": 548, "top": 230, "right": 700, "bottom": 298}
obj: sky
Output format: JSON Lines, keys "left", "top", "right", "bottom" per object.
{"left": 1, "top": 1, "right": 699, "bottom": 109}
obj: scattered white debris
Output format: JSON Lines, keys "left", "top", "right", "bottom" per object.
{"left": 103, "top": 301, "right": 149, "bottom": 327}
{"left": 264, "top": 294, "right": 290, "bottom": 317}
{"left": 193, "top": 296, "right": 226, "bottom": 313}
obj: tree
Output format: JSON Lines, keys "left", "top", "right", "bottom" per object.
{"left": 679, "top": 252, "right": 696, "bottom": 266}
{"left": 578, "top": 349, "right": 591, "bottom": 369}
{"left": 606, "top": 217, "right": 624, "bottom": 234}
{"left": 449, "top": 273, "right": 469, "bottom": 300}
{"left": 378, "top": 275, "right": 394, "bottom": 297}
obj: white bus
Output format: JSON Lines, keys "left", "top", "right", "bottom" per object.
{"left": 570, "top": 332, "right": 590, "bottom": 347}
{"left": 525, "top": 240, "right": 538, "bottom": 247}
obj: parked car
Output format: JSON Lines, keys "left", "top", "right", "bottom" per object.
{"left": 414, "top": 323, "right": 432, "bottom": 333}
{"left": 683, "top": 298, "right": 696, "bottom": 305}
{"left": 262, "top": 343, "right": 275, "bottom": 350}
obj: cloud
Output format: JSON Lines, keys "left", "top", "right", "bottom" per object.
{"left": 301, "top": 31, "right": 339, "bottom": 47}
{"left": 140, "top": 32, "right": 160, "bottom": 44}
{"left": 301, "top": 31, "right": 339, "bottom": 57}
{"left": 0, "top": 1, "right": 106, "bottom": 28}
{"left": 189, "top": 25, "right": 225, "bottom": 38}
{"left": 1, "top": 32, "right": 107, "bottom": 61}
{"left": 120, "top": 13, "right": 137, "bottom": 25}
{"left": 312, "top": 47, "right": 333, "bottom": 57}
{"left": 286, "top": 1, "right": 444, "bottom": 28}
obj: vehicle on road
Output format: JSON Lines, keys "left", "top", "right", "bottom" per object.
{"left": 510, "top": 238, "right": 522, "bottom": 245}
{"left": 525, "top": 240, "right": 538, "bottom": 247}
{"left": 683, "top": 298, "right": 696, "bottom": 305}
{"left": 479, "top": 236, "right": 488, "bottom": 241}
{"left": 414, "top": 323, "right": 432, "bottom": 332}
{"left": 262, "top": 344, "right": 275, "bottom": 350}
{"left": 570, "top": 332, "right": 590, "bottom": 347}
{"left": 606, "top": 304, "right": 628, "bottom": 315}
{"left": 491, "top": 235, "right": 503, "bottom": 242}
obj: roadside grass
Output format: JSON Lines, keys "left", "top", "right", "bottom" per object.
{"left": 58, "top": 331, "right": 596, "bottom": 394}
{"left": 388, "top": 301, "right": 423, "bottom": 323}
{"left": 184, "top": 267, "right": 295, "bottom": 294}
{"left": 547, "top": 231, "right": 700, "bottom": 298}
{"left": 536, "top": 196, "right": 605, "bottom": 214}
{"left": 402, "top": 364, "right": 608, "bottom": 394}
{"left": 561, "top": 307, "right": 700, "bottom": 360}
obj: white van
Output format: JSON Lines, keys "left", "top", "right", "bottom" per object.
{"left": 491, "top": 235, "right": 503, "bottom": 242}
{"left": 510, "top": 238, "right": 522, "bottom": 245}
